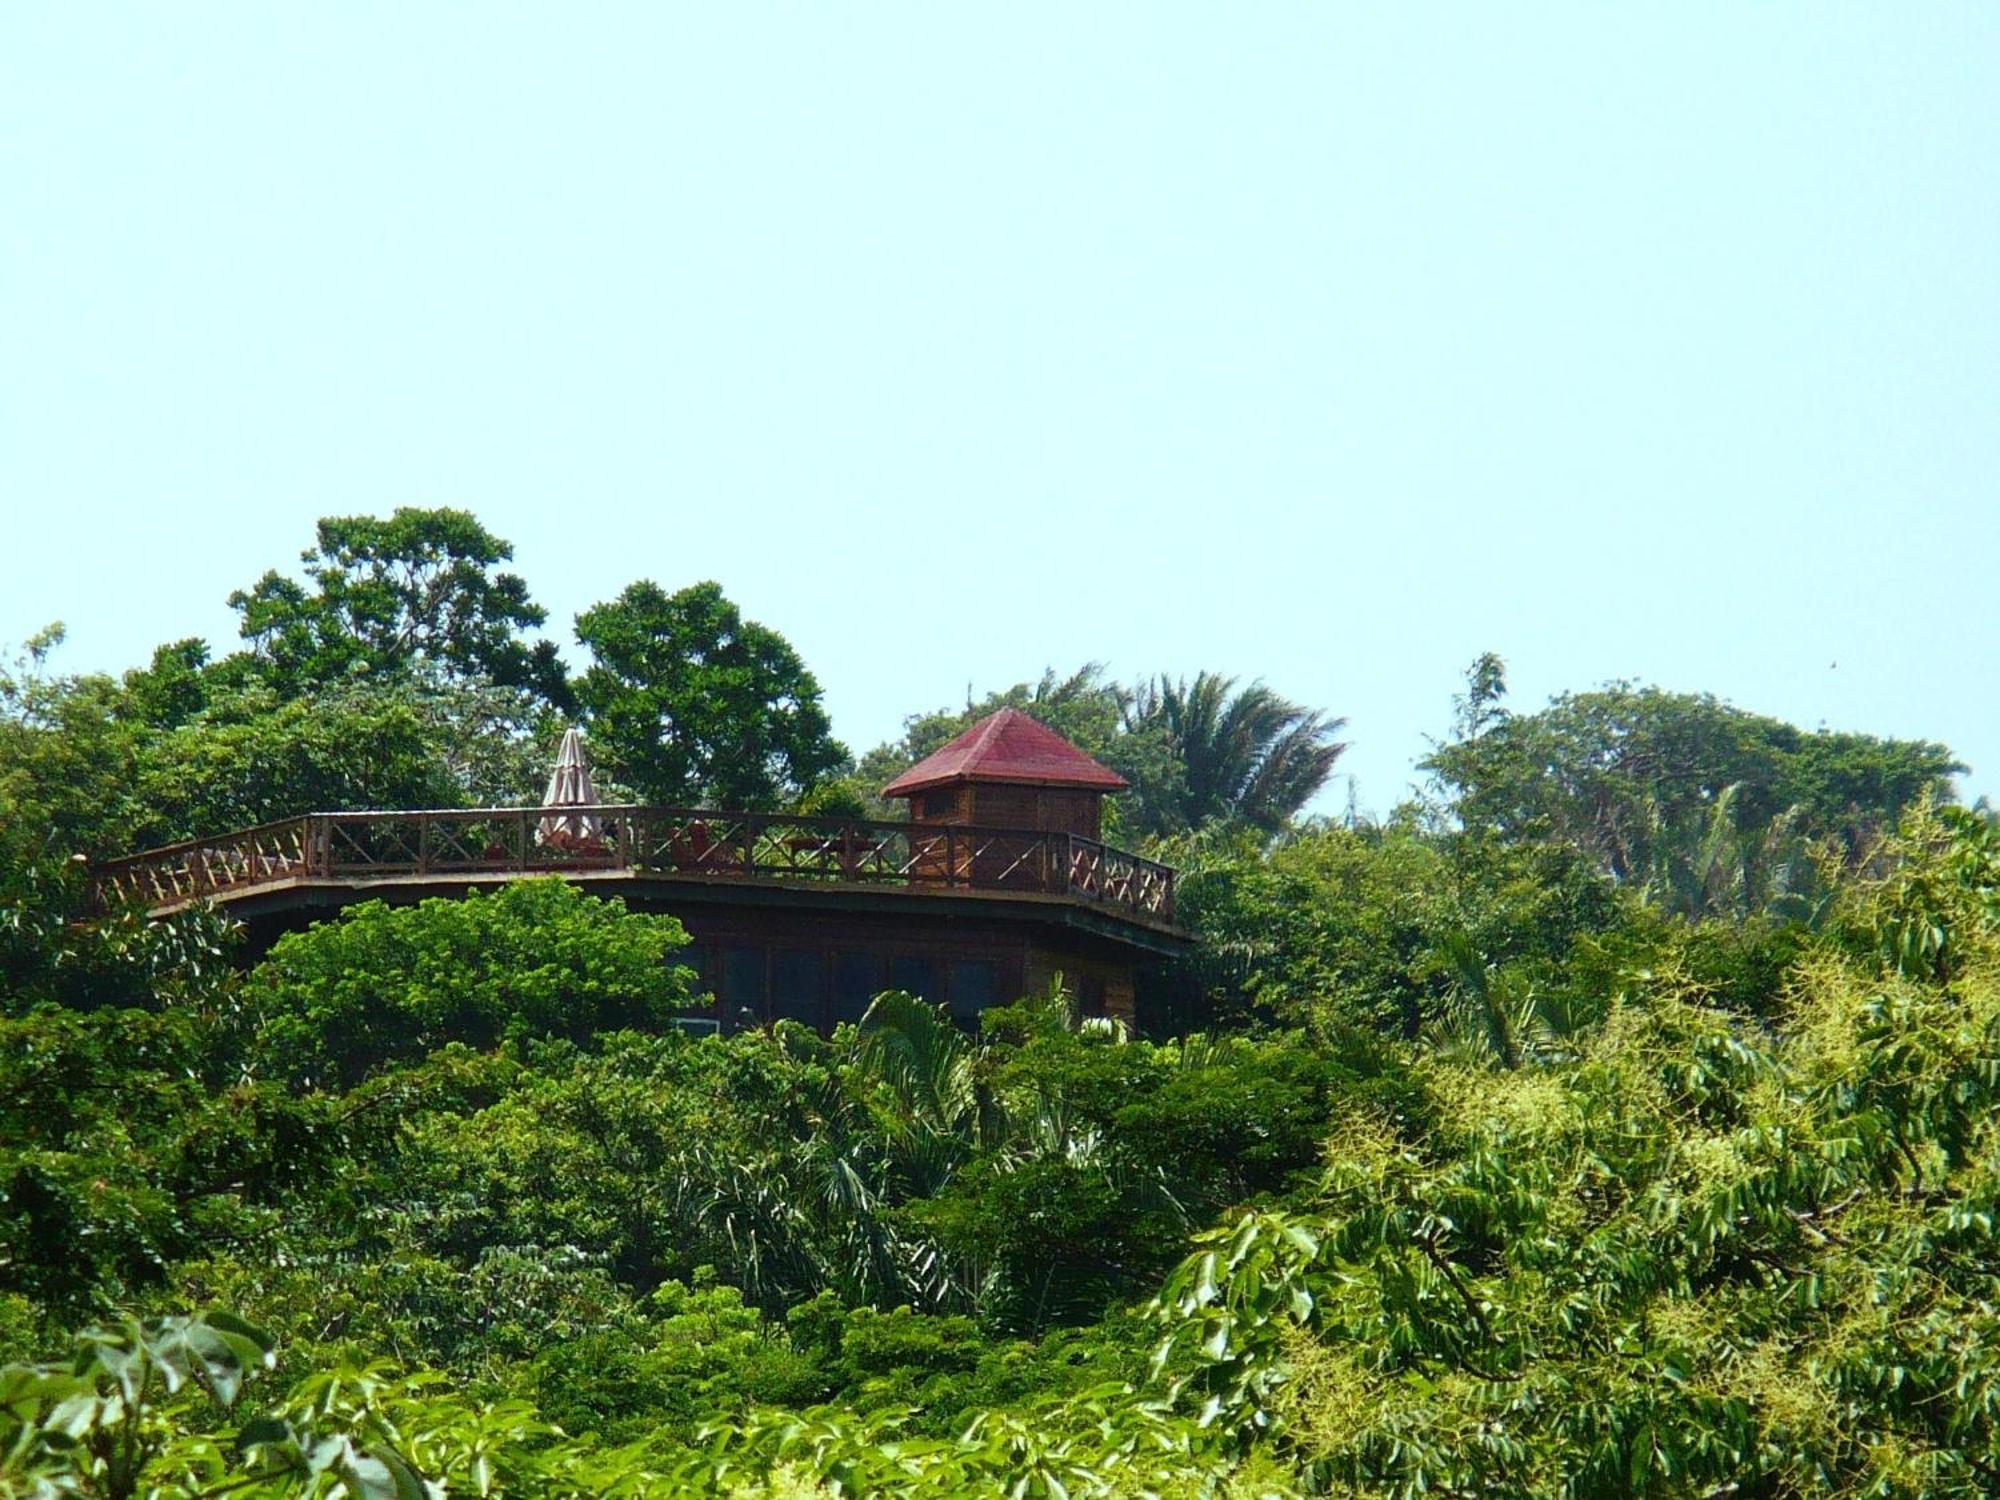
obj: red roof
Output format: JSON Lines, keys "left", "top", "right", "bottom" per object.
{"left": 881, "top": 708, "right": 1129, "bottom": 797}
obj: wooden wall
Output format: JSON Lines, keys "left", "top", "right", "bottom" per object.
{"left": 907, "top": 782, "right": 1103, "bottom": 840}
{"left": 652, "top": 899, "right": 1141, "bottom": 1034}
{"left": 1024, "top": 945, "right": 1136, "bottom": 1027}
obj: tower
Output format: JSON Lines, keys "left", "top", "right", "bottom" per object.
{"left": 881, "top": 707, "right": 1128, "bottom": 838}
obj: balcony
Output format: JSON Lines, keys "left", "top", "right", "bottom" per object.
{"left": 93, "top": 805, "right": 1178, "bottom": 930}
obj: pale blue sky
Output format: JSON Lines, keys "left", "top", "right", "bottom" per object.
{"left": 4, "top": 5, "right": 1996, "bottom": 813}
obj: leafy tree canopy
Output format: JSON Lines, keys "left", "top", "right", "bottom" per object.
{"left": 1158, "top": 808, "right": 2000, "bottom": 1498}
{"left": 1422, "top": 654, "right": 1961, "bottom": 917}
{"left": 1163, "top": 818, "right": 1628, "bottom": 1037}
{"left": 12, "top": 556, "right": 2000, "bottom": 1498}
{"left": 226, "top": 508, "right": 568, "bottom": 705}
{"left": 573, "top": 579, "right": 847, "bottom": 809}
{"left": 245, "top": 880, "right": 696, "bottom": 1087}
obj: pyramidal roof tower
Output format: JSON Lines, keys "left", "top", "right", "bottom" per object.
{"left": 882, "top": 708, "right": 1126, "bottom": 839}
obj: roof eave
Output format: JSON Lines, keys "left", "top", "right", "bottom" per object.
{"left": 883, "top": 769, "right": 1129, "bottom": 798}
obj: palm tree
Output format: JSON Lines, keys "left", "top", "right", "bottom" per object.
{"left": 1640, "top": 784, "right": 1825, "bottom": 922}
{"left": 854, "top": 989, "right": 1007, "bottom": 1198}
{"left": 664, "top": 993, "right": 1009, "bottom": 1317}
{"left": 1125, "top": 672, "right": 1347, "bottom": 833}
{"left": 1425, "top": 931, "right": 1589, "bottom": 1071}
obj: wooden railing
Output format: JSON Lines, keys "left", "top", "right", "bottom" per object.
{"left": 93, "top": 806, "right": 1178, "bottom": 926}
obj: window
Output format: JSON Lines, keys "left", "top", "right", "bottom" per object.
{"left": 771, "top": 950, "right": 823, "bottom": 1026}
{"left": 1079, "top": 973, "right": 1107, "bottom": 1018}
{"left": 677, "top": 944, "right": 713, "bottom": 1003}
{"left": 720, "top": 947, "right": 766, "bottom": 1029}
{"left": 832, "top": 953, "right": 884, "bottom": 1025}
{"left": 890, "top": 955, "right": 942, "bottom": 1002}
{"left": 948, "top": 960, "right": 998, "bottom": 1026}
{"left": 920, "top": 790, "right": 956, "bottom": 820}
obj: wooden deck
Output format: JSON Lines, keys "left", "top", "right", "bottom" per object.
{"left": 93, "top": 805, "right": 1179, "bottom": 931}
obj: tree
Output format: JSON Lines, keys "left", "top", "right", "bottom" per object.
{"left": 126, "top": 683, "right": 462, "bottom": 847}
{"left": 227, "top": 508, "right": 567, "bottom": 704}
{"left": 0, "top": 626, "right": 146, "bottom": 855}
{"left": 1157, "top": 812, "right": 2000, "bottom": 1494}
{"left": 572, "top": 580, "right": 845, "bottom": 808}
{"left": 1124, "top": 672, "right": 1347, "bottom": 833}
{"left": 245, "top": 880, "right": 696, "bottom": 1087}
{"left": 1162, "top": 819, "right": 1625, "bottom": 1037}
{"left": 122, "top": 673, "right": 561, "bottom": 847}
{"left": 1421, "top": 660, "right": 1962, "bottom": 914}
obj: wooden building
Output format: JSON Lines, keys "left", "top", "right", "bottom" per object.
{"left": 95, "top": 711, "right": 1188, "bottom": 1032}
{"left": 883, "top": 707, "right": 1128, "bottom": 841}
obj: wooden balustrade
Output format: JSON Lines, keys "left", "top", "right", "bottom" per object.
{"left": 92, "top": 806, "right": 1178, "bottom": 926}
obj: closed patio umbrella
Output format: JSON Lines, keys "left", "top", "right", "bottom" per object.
{"left": 536, "top": 727, "right": 603, "bottom": 851}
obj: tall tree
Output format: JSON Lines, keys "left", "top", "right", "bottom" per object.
{"left": 1422, "top": 657, "right": 1962, "bottom": 912}
{"left": 1123, "top": 672, "right": 1347, "bottom": 834}
{"left": 227, "top": 508, "right": 567, "bottom": 703}
{"left": 573, "top": 580, "right": 845, "bottom": 809}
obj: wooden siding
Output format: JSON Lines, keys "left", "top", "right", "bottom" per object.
{"left": 911, "top": 783, "right": 1105, "bottom": 842}
{"left": 594, "top": 897, "right": 1138, "bottom": 1033}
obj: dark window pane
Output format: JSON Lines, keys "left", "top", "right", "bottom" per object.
{"left": 890, "top": 956, "right": 942, "bottom": 1002}
{"left": 678, "top": 944, "right": 713, "bottom": 999}
{"left": 949, "top": 960, "right": 998, "bottom": 1025}
{"left": 1079, "top": 973, "right": 1107, "bottom": 1018}
{"left": 772, "top": 950, "right": 823, "bottom": 1025}
{"left": 833, "top": 953, "right": 884, "bottom": 1025}
{"left": 721, "top": 947, "right": 765, "bottom": 1029}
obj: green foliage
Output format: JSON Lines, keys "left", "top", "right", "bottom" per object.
{"left": 0, "top": 1305, "right": 1292, "bottom": 1499}
{"left": 244, "top": 881, "right": 695, "bottom": 1087}
{"left": 0, "top": 1000, "right": 372, "bottom": 1321}
{"left": 0, "top": 1310, "right": 703, "bottom": 1499}
{"left": 1, "top": 849, "right": 237, "bottom": 1016}
{"left": 0, "top": 628, "right": 144, "bottom": 855}
{"left": 127, "top": 685, "right": 463, "bottom": 849}
{"left": 1422, "top": 657, "right": 1961, "bottom": 917}
{"left": 227, "top": 508, "right": 567, "bottom": 705}
{"left": 1150, "top": 812, "right": 2000, "bottom": 1495}
{"left": 530, "top": 1273, "right": 824, "bottom": 1447}
{"left": 1123, "top": 672, "right": 1347, "bottom": 834}
{"left": 1166, "top": 819, "right": 1626, "bottom": 1036}
{"left": 1843, "top": 802, "right": 2000, "bottom": 985}
{"left": 3, "top": 636, "right": 554, "bottom": 863}
{"left": 14, "top": 559, "right": 2000, "bottom": 1496}
{"left": 0, "top": 1310, "right": 277, "bottom": 1498}
{"left": 574, "top": 580, "right": 846, "bottom": 809}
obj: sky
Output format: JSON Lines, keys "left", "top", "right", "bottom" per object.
{"left": 4, "top": 5, "right": 1996, "bottom": 815}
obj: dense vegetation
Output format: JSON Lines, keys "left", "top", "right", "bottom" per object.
{"left": 3, "top": 510, "right": 1990, "bottom": 1496}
